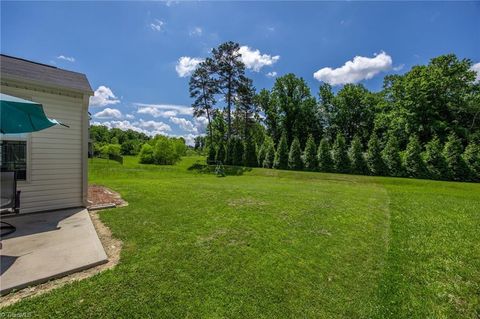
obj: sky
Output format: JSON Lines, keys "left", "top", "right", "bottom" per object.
{"left": 1, "top": 1, "right": 479, "bottom": 145}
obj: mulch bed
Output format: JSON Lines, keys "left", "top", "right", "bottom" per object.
{"left": 87, "top": 185, "right": 128, "bottom": 210}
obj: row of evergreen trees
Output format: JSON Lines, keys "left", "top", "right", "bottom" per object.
{"left": 209, "top": 132, "right": 480, "bottom": 182}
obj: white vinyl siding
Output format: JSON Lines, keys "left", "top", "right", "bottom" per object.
{"left": 1, "top": 84, "right": 87, "bottom": 214}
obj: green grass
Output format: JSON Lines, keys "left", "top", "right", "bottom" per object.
{"left": 4, "top": 156, "right": 480, "bottom": 318}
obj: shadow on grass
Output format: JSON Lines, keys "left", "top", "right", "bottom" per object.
{"left": 188, "top": 162, "right": 251, "bottom": 176}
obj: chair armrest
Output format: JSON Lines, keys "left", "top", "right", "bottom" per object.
{"left": 14, "top": 190, "right": 21, "bottom": 214}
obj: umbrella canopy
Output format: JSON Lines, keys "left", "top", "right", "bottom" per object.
{"left": 0, "top": 93, "right": 67, "bottom": 134}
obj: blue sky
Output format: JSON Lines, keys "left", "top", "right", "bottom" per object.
{"left": 2, "top": 1, "right": 479, "bottom": 144}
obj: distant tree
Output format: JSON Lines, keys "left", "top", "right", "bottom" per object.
{"left": 215, "top": 142, "right": 226, "bottom": 163}
{"left": 273, "top": 133, "right": 289, "bottom": 169}
{"left": 110, "top": 137, "right": 119, "bottom": 145}
{"left": 382, "top": 134, "right": 403, "bottom": 177}
{"left": 243, "top": 138, "right": 257, "bottom": 167}
{"left": 263, "top": 138, "right": 275, "bottom": 168}
{"left": 189, "top": 60, "right": 218, "bottom": 146}
{"left": 303, "top": 134, "right": 317, "bottom": 171}
{"left": 463, "top": 141, "right": 480, "bottom": 181}
{"left": 443, "top": 133, "right": 469, "bottom": 180}
{"left": 256, "top": 89, "right": 280, "bottom": 144}
{"left": 288, "top": 137, "right": 303, "bottom": 170}
{"left": 225, "top": 139, "right": 235, "bottom": 165}
{"left": 317, "top": 138, "right": 333, "bottom": 172}
{"left": 348, "top": 135, "right": 367, "bottom": 175}
{"left": 366, "top": 134, "right": 385, "bottom": 176}
{"left": 403, "top": 135, "right": 426, "bottom": 178}
{"left": 208, "top": 145, "right": 216, "bottom": 163}
{"left": 257, "top": 143, "right": 266, "bottom": 167}
{"left": 422, "top": 135, "right": 448, "bottom": 180}
{"left": 232, "top": 137, "right": 244, "bottom": 166}
{"left": 332, "top": 133, "right": 350, "bottom": 173}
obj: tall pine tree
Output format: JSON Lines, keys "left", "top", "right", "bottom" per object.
{"left": 263, "top": 139, "right": 275, "bottom": 168}
{"left": 366, "top": 134, "right": 385, "bottom": 176}
{"left": 403, "top": 135, "right": 426, "bottom": 178}
{"left": 382, "top": 134, "right": 403, "bottom": 177}
{"left": 348, "top": 135, "right": 366, "bottom": 175}
{"left": 422, "top": 136, "right": 448, "bottom": 180}
{"left": 443, "top": 133, "right": 469, "bottom": 180}
{"left": 274, "top": 133, "right": 289, "bottom": 169}
{"left": 463, "top": 141, "right": 480, "bottom": 181}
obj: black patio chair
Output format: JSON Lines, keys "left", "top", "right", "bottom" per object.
{"left": 1, "top": 171, "right": 21, "bottom": 237}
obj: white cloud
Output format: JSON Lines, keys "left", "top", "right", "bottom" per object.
{"left": 239, "top": 46, "right": 280, "bottom": 72}
{"left": 136, "top": 103, "right": 193, "bottom": 117}
{"left": 313, "top": 51, "right": 393, "bottom": 85}
{"left": 89, "top": 86, "right": 120, "bottom": 107}
{"left": 136, "top": 119, "right": 171, "bottom": 133}
{"left": 471, "top": 62, "right": 480, "bottom": 82}
{"left": 169, "top": 117, "right": 197, "bottom": 133}
{"left": 94, "top": 108, "right": 123, "bottom": 119}
{"left": 393, "top": 64, "right": 405, "bottom": 72}
{"left": 91, "top": 120, "right": 148, "bottom": 135}
{"left": 165, "top": 0, "right": 179, "bottom": 6}
{"left": 57, "top": 55, "right": 75, "bottom": 62}
{"left": 125, "top": 114, "right": 135, "bottom": 120}
{"left": 194, "top": 116, "right": 208, "bottom": 134}
{"left": 189, "top": 27, "right": 203, "bottom": 36}
{"left": 266, "top": 71, "right": 277, "bottom": 78}
{"left": 91, "top": 119, "right": 171, "bottom": 137}
{"left": 175, "top": 56, "right": 204, "bottom": 77}
{"left": 150, "top": 19, "right": 165, "bottom": 31}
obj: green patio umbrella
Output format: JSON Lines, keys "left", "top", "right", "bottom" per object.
{"left": 0, "top": 93, "right": 67, "bottom": 134}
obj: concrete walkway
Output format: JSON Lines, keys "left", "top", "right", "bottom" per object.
{"left": 0, "top": 208, "right": 107, "bottom": 295}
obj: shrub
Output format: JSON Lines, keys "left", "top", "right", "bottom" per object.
{"left": 348, "top": 136, "right": 366, "bottom": 175}
{"left": 443, "top": 133, "right": 469, "bottom": 181}
{"left": 382, "top": 134, "right": 403, "bottom": 177}
{"left": 100, "top": 143, "right": 121, "bottom": 158}
{"left": 288, "top": 137, "right": 303, "bottom": 170}
{"left": 139, "top": 143, "right": 154, "bottom": 164}
{"left": 317, "top": 138, "right": 333, "bottom": 172}
{"left": 303, "top": 134, "right": 317, "bottom": 171}
{"left": 403, "top": 135, "right": 426, "bottom": 178}
{"left": 422, "top": 135, "right": 448, "bottom": 180}
{"left": 332, "top": 133, "right": 350, "bottom": 173}
{"left": 366, "top": 134, "right": 385, "bottom": 176}
{"left": 273, "top": 133, "right": 289, "bottom": 169}
{"left": 463, "top": 141, "right": 480, "bottom": 181}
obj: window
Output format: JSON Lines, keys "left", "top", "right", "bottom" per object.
{"left": 0, "top": 140, "right": 27, "bottom": 180}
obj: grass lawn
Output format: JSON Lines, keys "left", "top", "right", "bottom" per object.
{"left": 4, "top": 156, "right": 480, "bottom": 318}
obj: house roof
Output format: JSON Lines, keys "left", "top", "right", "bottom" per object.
{"left": 0, "top": 54, "right": 93, "bottom": 95}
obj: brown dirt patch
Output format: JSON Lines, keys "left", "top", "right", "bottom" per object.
{"left": 0, "top": 210, "right": 122, "bottom": 308}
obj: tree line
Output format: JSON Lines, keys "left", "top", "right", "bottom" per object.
{"left": 190, "top": 42, "right": 480, "bottom": 182}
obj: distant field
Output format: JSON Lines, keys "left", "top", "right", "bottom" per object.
{"left": 5, "top": 156, "right": 480, "bottom": 318}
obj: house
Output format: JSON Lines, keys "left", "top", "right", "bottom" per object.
{"left": 0, "top": 54, "right": 93, "bottom": 214}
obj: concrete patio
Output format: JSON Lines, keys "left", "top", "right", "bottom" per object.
{"left": 0, "top": 208, "right": 108, "bottom": 295}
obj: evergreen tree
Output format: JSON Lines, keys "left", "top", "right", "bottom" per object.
{"left": 273, "top": 133, "right": 289, "bottom": 169}
{"left": 366, "top": 134, "right": 385, "bottom": 176}
{"left": 422, "top": 135, "right": 448, "bottom": 180}
{"left": 303, "top": 134, "right": 317, "bottom": 170}
{"left": 443, "top": 133, "right": 469, "bottom": 180}
{"left": 215, "top": 142, "right": 226, "bottom": 163}
{"left": 463, "top": 141, "right": 480, "bottom": 181}
{"left": 382, "top": 133, "right": 403, "bottom": 177}
{"left": 208, "top": 145, "right": 216, "bottom": 163}
{"left": 243, "top": 138, "right": 257, "bottom": 167}
{"left": 348, "top": 135, "right": 366, "bottom": 175}
{"left": 225, "top": 139, "right": 234, "bottom": 165}
{"left": 263, "top": 140, "right": 275, "bottom": 168}
{"left": 288, "top": 137, "right": 303, "bottom": 170}
{"left": 332, "top": 133, "right": 350, "bottom": 173}
{"left": 232, "top": 137, "right": 244, "bottom": 166}
{"left": 403, "top": 135, "right": 426, "bottom": 178}
{"left": 317, "top": 138, "right": 333, "bottom": 172}
{"left": 257, "top": 143, "right": 266, "bottom": 167}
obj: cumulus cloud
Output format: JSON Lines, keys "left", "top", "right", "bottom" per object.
{"left": 189, "top": 27, "right": 203, "bottom": 36}
{"left": 57, "top": 55, "right": 75, "bottom": 62}
{"left": 94, "top": 108, "right": 123, "bottom": 119}
{"left": 136, "top": 119, "right": 171, "bottom": 133}
{"left": 194, "top": 116, "right": 208, "bottom": 134}
{"left": 471, "top": 62, "right": 480, "bottom": 82}
{"left": 313, "top": 51, "right": 393, "bottom": 85}
{"left": 170, "top": 117, "right": 197, "bottom": 133}
{"left": 125, "top": 114, "right": 135, "bottom": 120}
{"left": 136, "top": 103, "right": 193, "bottom": 117}
{"left": 150, "top": 19, "right": 165, "bottom": 31}
{"left": 239, "top": 46, "right": 280, "bottom": 72}
{"left": 89, "top": 86, "right": 120, "bottom": 107}
{"left": 90, "top": 119, "right": 171, "bottom": 136}
{"left": 266, "top": 71, "right": 277, "bottom": 78}
{"left": 175, "top": 56, "right": 204, "bottom": 77}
